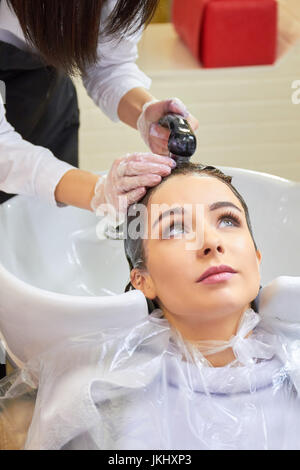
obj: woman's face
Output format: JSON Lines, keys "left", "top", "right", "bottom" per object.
{"left": 131, "top": 174, "right": 261, "bottom": 323}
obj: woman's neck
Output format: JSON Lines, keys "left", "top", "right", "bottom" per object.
{"left": 163, "top": 306, "right": 251, "bottom": 367}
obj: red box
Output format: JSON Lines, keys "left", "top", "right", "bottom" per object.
{"left": 172, "top": 0, "right": 278, "bottom": 68}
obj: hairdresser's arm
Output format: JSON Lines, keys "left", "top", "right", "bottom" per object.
{"left": 118, "top": 87, "right": 155, "bottom": 130}
{"left": 82, "top": 13, "right": 198, "bottom": 155}
{"left": 82, "top": 24, "right": 151, "bottom": 123}
{"left": 54, "top": 170, "right": 99, "bottom": 210}
{"left": 0, "top": 102, "right": 99, "bottom": 210}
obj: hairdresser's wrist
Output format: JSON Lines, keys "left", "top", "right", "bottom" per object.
{"left": 118, "top": 87, "right": 156, "bottom": 129}
{"left": 55, "top": 169, "right": 99, "bottom": 211}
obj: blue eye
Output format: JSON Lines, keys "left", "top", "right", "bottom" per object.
{"left": 222, "top": 218, "right": 235, "bottom": 226}
{"left": 170, "top": 224, "right": 185, "bottom": 236}
{"left": 162, "top": 222, "right": 186, "bottom": 239}
{"left": 219, "top": 212, "right": 241, "bottom": 228}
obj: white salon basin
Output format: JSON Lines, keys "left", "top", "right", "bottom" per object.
{"left": 0, "top": 167, "right": 299, "bottom": 366}
{"left": 0, "top": 202, "right": 129, "bottom": 297}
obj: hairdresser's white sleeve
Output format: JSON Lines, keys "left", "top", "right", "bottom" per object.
{"left": 0, "top": 104, "right": 74, "bottom": 205}
{"left": 82, "top": 0, "right": 152, "bottom": 123}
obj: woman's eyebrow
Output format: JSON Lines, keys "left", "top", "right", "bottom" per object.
{"left": 152, "top": 206, "right": 184, "bottom": 229}
{"left": 210, "top": 201, "right": 242, "bottom": 212}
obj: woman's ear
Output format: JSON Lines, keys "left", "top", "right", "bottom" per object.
{"left": 130, "top": 269, "right": 157, "bottom": 300}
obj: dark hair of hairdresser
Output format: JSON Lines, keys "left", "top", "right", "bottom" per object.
{"left": 124, "top": 163, "right": 259, "bottom": 313}
{"left": 8, "top": 0, "right": 159, "bottom": 74}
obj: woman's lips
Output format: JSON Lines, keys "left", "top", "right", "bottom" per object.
{"left": 196, "top": 265, "right": 237, "bottom": 285}
{"left": 200, "top": 272, "right": 236, "bottom": 285}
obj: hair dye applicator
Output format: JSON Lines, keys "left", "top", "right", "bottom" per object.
{"left": 159, "top": 114, "right": 197, "bottom": 165}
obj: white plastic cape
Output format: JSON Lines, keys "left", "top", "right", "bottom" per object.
{"left": 1, "top": 276, "right": 300, "bottom": 450}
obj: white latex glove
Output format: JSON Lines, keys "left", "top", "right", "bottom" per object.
{"left": 90, "top": 152, "right": 176, "bottom": 222}
{"left": 137, "top": 98, "right": 199, "bottom": 156}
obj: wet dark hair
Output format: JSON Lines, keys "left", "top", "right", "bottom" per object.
{"left": 124, "top": 163, "right": 259, "bottom": 312}
{"left": 8, "top": 0, "right": 159, "bottom": 74}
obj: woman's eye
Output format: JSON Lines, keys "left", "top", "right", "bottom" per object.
{"left": 219, "top": 214, "right": 240, "bottom": 228}
{"left": 220, "top": 218, "right": 235, "bottom": 227}
{"left": 162, "top": 222, "right": 186, "bottom": 239}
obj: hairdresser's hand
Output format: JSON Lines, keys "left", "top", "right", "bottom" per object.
{"left": 137, "top": 98, "right": 199, "bottom": 156}
{"left": 90, "top": 152, "right": 176, "bottom": 219}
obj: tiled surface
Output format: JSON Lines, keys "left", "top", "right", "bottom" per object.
{"left": 76, "top": 0, "right": 300, "bottom": 182}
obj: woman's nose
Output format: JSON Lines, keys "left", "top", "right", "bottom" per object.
{"left": 196, "top": 226, "right": 224, "bottom": 258}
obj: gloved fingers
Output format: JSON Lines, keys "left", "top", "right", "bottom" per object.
{"left": 166, "top": 97, "right": 190, "bottom": 118}
{"left": 150, "top": 113, "right": 199, "bottom": 140}
{"left": 144, "top": 98, "right": 189, "bottom": 124}
{"left": 111, "top": 187, "right": 147, "bottom": 221}
{"left": 149, "top": 123, "right": 170, "bottom": 143}
{"left": 125, "top": 187, "right": 147, "bottom": 207}
{"left": 126, "top": 152, "right": 175, "bottom": 166}
{"left": 92, "top": 156, "right": 167, "bottom": 214}
{"left": 149, "top": 105, "right": 199, "bottom": 137}
{"left": 148, "top": 123, "right": 171, "bottom": 156}
{"left": 117, "top": 153, "right": 175, "bottom": 177}
{"left": 118, "top": 160, "right": 172, "bottom": 178}
{"left": 148, "top": 141, "right": 170, "bottom": 157}
{"left": 160, "top": 100, "right": 199, "bottom": 132}
{"left": 119, "top": 174, "right": 162, "bottom": 193}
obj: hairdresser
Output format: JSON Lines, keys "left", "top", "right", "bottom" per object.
{"left": 0, "top": 0, "right": 198, "bottom": 214}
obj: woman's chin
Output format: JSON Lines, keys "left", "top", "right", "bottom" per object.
{"left": 195, "top": 296, "right": 251, "bottom": 320}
